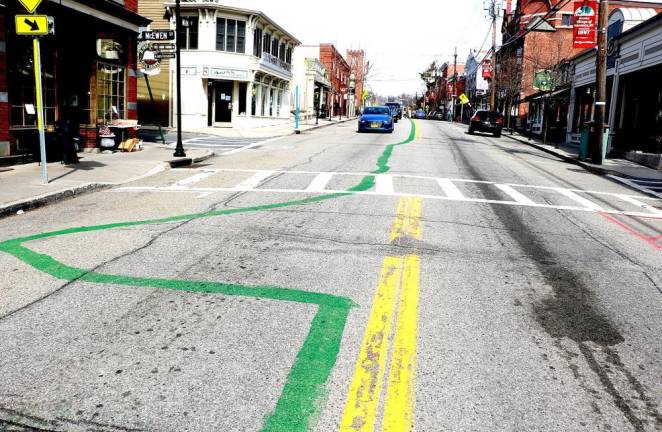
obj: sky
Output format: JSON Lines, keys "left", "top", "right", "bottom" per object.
{"left": 220, "top": 0, "right": 499, "bottom": 96}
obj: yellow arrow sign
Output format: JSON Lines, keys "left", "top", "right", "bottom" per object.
{"left": 18, "top": 0, "right": 43, "bottom": 13}
{"left": 459, "top": 93, "right": 469, "bottom": 105}
{"left": 15, "top": 15, "right": 49, "bottom": 35}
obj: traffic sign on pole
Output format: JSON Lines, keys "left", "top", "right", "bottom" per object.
{"left": 15, "top": 15, "right": 49, "bottom": 36}
{"left": 18, "top": 0, "right": 43, "bottom": 13}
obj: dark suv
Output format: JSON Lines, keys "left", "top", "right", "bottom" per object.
{"left": 385, "top": 102, "right": 402, "bottom": 122}
{"left": 468, "top": 110, "right": 504, "bottom": 137}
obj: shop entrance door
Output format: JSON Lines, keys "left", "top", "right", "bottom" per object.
{"left": 213, "top": 81, "right": 233, "bottom": 124}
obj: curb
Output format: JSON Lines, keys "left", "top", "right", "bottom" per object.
{"left": 167, "top": 149, "right": 215, "bottom": 168}
{"left": 296, "top": 117, "right": 356, "bottom": 133}
{"left": 0, "top": 182, "right": 113, "bottom": 220}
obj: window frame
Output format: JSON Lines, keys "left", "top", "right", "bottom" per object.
{"left": 558, "top": 12, "right": 574, "bottom": 28}
{"left": 253, "top": 27, "right": 263, "bottom": 57}
{"left": 95, "top": 61, "right": 126, "bottom": 124}
{"left": 178, "top": 15, "right": 198, "bottom": 50}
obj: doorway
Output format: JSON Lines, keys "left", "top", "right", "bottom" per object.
{"left": 213, "top": 81, "right": 233, "bottom": 124}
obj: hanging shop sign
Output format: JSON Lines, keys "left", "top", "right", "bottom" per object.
{"left": 573, "top": 1, "right": 597, "bottom": 49}
{"left": 137, "top": 41, "right": 161, "bottom": 76}
{"left": 533, "top": 69, "right": 553, "bottom": 91}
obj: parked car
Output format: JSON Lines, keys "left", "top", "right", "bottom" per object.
{"left": 385, "top": 102, "right": 402, "bottom": 122}
{"left": 357, "top": 106, "right": 394, "bottom": 133}
{"left": 433, "top": 111, "right": 445, "bottom": 121}
{"left": 468, "top": 110, "right": 504, "bottom": 137}
{"left": 413, "top": 109, "right": 427, "bottom": 119}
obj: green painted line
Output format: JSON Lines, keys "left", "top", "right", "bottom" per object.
{"left": 0, "top": 120, "right": 416, "bottom": 432}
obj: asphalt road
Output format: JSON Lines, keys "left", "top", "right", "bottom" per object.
{"left": 0, "top": 119, "right": 660, "bottom": 432}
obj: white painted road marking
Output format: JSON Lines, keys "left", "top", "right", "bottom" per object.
{"left": 436, "top": 178, "right": 464, "bottom": 200}
{"left": 305, "top": 172, "right": 334, "bottom": 193}
{"left": 555, "top": 188, "right": 604, "bottom": 211}
{"left": 113, "top": 169, "right": 662, "bottom": 220}
{"left": 495, "top": 184, "right": 536, "bottom": 205}
{"left": 234, "top": 170, "right": 275, "bottom": 190}
{"left": 376, "top": 175, "right": 394, "bottom": 195}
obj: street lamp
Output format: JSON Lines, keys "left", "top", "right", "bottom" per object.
{"left": 172, "top": 0, "right": 186, "bottom": 158}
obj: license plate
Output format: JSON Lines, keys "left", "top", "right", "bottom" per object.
{"left": 370, "top": 122, "right": 381, "bottom": 128}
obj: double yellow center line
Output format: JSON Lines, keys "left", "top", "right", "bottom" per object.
{"left": 340, "top": 196, "right": 422, "bottom": 432}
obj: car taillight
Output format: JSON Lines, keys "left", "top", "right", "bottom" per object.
{"left": 495, "top": 117, "right": 504, "bottom": 125}
{"left": 471, "top": 115, "right": 479, "bottom": 121}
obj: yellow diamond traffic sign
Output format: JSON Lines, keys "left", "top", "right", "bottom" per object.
{"left": 459, "top": 93, "right": 469, "bottom": 105}
{"left": 18, "top": 0, "right": 43, "bottom": 13}
{"left": 15, "top": 15, "right": 49, "bottom": 36}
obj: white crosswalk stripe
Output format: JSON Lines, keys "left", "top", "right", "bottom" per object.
{"left": 114, "top": 169, "right": 662, "bottom": 220}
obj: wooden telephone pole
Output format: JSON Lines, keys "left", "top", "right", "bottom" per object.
{"left": 490, "top": 0, "right": 497, "bottom": 111}
{"left": 592, "top": 0, "right": 608, "bottom": 164}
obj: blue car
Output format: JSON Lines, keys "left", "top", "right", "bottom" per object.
{"left": 357, "top": 106, "right": 394, "bottom": 133}
{"left": 413, "top": 109, "right": 427, "bottom": 119}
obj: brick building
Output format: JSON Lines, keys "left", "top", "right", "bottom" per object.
{"left": 346, "top": 49, "right": 365, "bottom": 115}
{"left": 1, "top": 0, "right": 149, "bottom": 160}
{"left": 319, "top": 43, "right": 350, "bottom": 117}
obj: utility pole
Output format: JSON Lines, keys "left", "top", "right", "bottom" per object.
{"left": 452, "top": 47, "right": 457, "bottom": 122}
{"left": 490, "top": 0, "right": 497, "bottom": 111}
{"left": 592, "top": 0, "right": 608, "bottom": 164}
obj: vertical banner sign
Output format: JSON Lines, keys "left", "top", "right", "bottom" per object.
{"left": 573, "top": 1, "right": 597, "bottom": 49}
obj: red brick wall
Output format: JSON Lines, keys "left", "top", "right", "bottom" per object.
{"left": 124, "top": 0, "right": 138, "bottom": 13}
{"left": 0, "top": 15, "right": 9, "bottom": 143}
{"left": 126, "top": 36, "right": 137, "bottom": 120}
{"left": 320, "top": 44, "right": 350, "bottom": 114}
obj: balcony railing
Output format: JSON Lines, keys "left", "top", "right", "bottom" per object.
{"left": 260, "top": 52, "right": 291, "bottom": 73}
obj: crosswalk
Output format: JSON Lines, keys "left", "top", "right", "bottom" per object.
{"left": 608, "top": 175, "right": 662, "bottom": 199}
{"left": 115, "top": 168, "right": 662, "bottom": 220}
{"left": 176, "top": 136, "right": 279, "bottom": 155}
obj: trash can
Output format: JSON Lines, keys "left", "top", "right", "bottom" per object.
{"left": 579, "top": 124, "right": 591, "bottom": 160}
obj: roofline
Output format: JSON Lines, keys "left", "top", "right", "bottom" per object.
{"left": 617, "top": 9, "right": 662, "bottom": 42}
{"left": 164, "top": 1, "right": 301, "bottom": 44}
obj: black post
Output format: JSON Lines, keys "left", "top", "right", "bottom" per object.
{"left": 173, "top": 0, "right": 186, "bottom": 157}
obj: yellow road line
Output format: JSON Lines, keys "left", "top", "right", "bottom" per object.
{"left": 390, "top": 197, "right": 422, "bottom": 242}
{"left": 414, "top": 120, "right": 423, "bottom": 140}
{"left": 382, "top": 254, "right": 420, "bottom": 432}
{"left": 340, "top": 197, "right": 423, "bottom": 432}
{"left": 339, "top": 255, "right": 403, "bottom": 432}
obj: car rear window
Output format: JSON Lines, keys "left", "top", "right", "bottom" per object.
{"left": 364, "top": 107, "right": 390, "bottom": 115}
{"left": 475, "top": 111, "right": 503, "bottom": 120}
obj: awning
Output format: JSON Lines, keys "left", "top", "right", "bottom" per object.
{"left": 56, "top": 0, "right": 151, "bottom": 32}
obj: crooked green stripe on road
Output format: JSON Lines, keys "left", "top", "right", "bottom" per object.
{"left": 0, "top": 120, "right": 417, "bottom": 432}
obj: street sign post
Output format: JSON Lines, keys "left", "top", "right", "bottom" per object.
{"left": 15, "top": 15, "right": 48, "bottom": 35}
{"left": 15, "top": 0, "right": 52, "bottom": 183}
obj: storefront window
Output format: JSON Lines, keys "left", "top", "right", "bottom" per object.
{"left": 8, "top": 39, "right": 57, "bottom": 128}
{"left": 96, "top": 62, "right": 125, "bottom": 123}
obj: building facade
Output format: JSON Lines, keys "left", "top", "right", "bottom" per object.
{"left": 1, "top": 0, "right": 149, "bottom": 158}
{"left": 146, "top": 2, "right": 300, "bottom": 130}
{"left": 568, "top": 10, "right": 662, "bottom": 163}
{"left": 319, "top": 44, "right": 350, "bottom": 117}
{"left": 346, "top": 49, "right": 365, "bottom": 116}
{"left": 465, "top": 50, "right": 490, "bottom": 111}
{"left": 291, "top": 46, "right": 330, "bottom": 120}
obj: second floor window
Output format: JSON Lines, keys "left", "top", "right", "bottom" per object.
{"left": 271, "top": 38, "right": 279, "bottom": 57}
{"left": 286, "top": 47, "right": 292, "bottom": 64}
{"left": 216, "top": 18, "right": 246, "bottom": 53}
{"left": 279, "top": 42, "right": 286, "bottom": 61}
{"left": 178, "top": 16, "right": 198, "bottom": 50}
{"left": 263, "top": 34, "right": 271, "bottom": 54}
{"left": 253, "top": 28, "right": 262, "bottom": 57}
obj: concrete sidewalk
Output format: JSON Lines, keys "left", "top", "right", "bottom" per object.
{"left": 143, "top": 116, "right": 356, "bottom": 141}
{"left": 0, "top": 144, "right": 213, "bottom": 218}
{"left": 503, "top": 130, "right": 662, "bottom": 198}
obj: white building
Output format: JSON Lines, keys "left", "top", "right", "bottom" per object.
{"left": 291, "top": 46, "right": 331, "bottom": 121}
{"left": 165, "top": 1, "right": 300, "bottom": 129}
